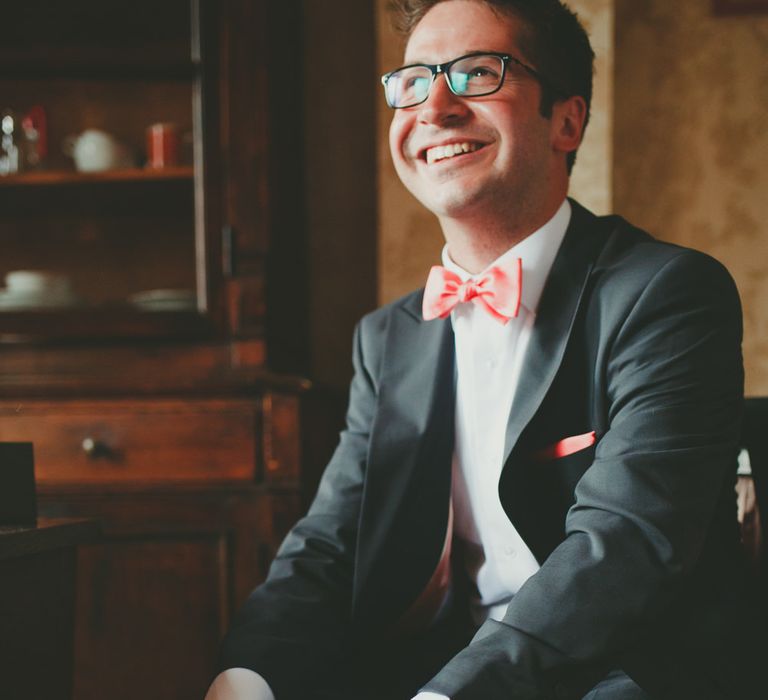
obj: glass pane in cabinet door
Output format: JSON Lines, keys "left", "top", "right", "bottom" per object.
{"left": 0, "top": 0, "right": 199, "bottom": 317}
{"left": 0, "top": 173, "right": 197, "bottom": 314}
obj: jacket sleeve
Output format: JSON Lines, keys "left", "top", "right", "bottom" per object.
{"left": 423, "top": 251, "right": 745, "bottom": 699}
{"left": 218, "top": 317, "right": 381, "bottom": 699}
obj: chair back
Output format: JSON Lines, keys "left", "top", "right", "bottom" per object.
{"left": 744, "top": 399, "right": 768, "bottom": 549}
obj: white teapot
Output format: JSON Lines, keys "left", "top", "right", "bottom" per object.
{"left": 63, "top": 129, "right": 134, "bottom": 172}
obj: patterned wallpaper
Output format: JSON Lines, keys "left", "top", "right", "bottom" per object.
{"left": 569, "top": 0, "right": 615, "bottom": 215}
{"left": 614, "top": 0, "right": 768, "bottom": 394}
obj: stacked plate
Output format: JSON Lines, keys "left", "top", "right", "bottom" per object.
{"left": 128, "top": 288, "right": 197, "bottom": 311}
{"left": 0, "top": 270, "right": 80, "bottom": 309}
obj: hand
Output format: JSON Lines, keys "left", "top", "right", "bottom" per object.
{"left": 205, "top": 668, "right": 275, "bottom": 700}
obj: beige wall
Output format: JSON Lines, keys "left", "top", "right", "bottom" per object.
{"left": 376, "top": 2, "right": 443, "bottom": 304}
{"left": 569, "top": 0, "right": 614, "bottom": 215}
{"left": 614, "top": 0, "right": 768, "bottom": 394}
{"left": 376, "top": 0, "right": 615, "bottom": 303}
{"left": 303, "top": 0, "right": 378, "bottom": 389}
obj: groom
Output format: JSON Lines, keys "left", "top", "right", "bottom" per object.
{"left": 206, "top": 1, "right": 763, "bottom": 698}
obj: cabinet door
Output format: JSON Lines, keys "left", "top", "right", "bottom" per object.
{"left": 218, "top": 0, "right": 308, "bottom": 367}
{"left": 0, "top": 0, "right": 227, "bottom": 341}
{"left": 75, "top": 537, "right": 223, "bottom": 700}
{"left": 40, "top": 487, "right": 273, "bottom": 700}
{"left": 0, "top": 0, "right": 309, "bottom": 359}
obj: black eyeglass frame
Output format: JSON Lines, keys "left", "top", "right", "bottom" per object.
{"left": 380, "top": 51, "right": 564, "bottom": 109}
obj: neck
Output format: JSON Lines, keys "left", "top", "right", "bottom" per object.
{"left": 440, "top": 195, "right": 566, "bottom": 274}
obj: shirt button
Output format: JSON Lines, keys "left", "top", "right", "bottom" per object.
{"left": 486, "top": 358, "right": 498, "bottom": 369}
{"left": 504, "top": 546, "right": 517, "bottom": 557}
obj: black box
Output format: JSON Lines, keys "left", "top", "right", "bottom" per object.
{"left": 0, "top": 442, "right": 37, "bottom": 526}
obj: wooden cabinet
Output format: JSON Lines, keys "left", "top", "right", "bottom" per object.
{"left": 0, "top": 2, "right": 328, "bottom": 699}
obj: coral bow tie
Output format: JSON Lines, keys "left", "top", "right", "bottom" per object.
{"left": 422, "top": 258, "right": 522, "bottom": 324}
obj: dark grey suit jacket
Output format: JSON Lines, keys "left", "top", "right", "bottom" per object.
{"left": 220, "top": 201, "right": 764, "bottom": 699}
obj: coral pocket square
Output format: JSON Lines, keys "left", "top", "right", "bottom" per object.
{"left": 533, "top": 431, "right": 596, "bottom": 461}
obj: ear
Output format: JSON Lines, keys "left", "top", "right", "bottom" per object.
{"left": 550, "top": 95, "right": 587, "bottom": 155}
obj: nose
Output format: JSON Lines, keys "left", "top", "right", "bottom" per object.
{"left": 416, "top": 72, "right": 470, "bottom": 126}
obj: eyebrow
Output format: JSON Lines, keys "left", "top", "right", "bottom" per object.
{"left": 400, "top": 49, "right": 504, "bottom": 66}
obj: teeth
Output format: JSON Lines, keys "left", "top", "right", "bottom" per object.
{"left": 425, "top": 142, "right": 480, "bottom": 164}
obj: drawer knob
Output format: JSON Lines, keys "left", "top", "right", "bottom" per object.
{"left": 82, "top": 437, "right": 109, "bottom": 458}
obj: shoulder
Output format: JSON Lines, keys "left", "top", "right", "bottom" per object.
{"left": 563, "top": 201, "right": 741, "bottom": 343}
{"left": 575, "top": 206, "right": 739, "bottom": 310}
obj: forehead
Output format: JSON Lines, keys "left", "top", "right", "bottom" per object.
{"left": 404, "top": 0, "right": 522, "bottom": 64}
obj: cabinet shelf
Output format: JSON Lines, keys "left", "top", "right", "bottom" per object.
{"left": 0, "top": 53, "right": 197, "bottom": 82}
{"left": 0, "top": 167, "right": 194, "bottom": 187}
{"left": 0, "top": 307, "right": 215, "bottom": 342}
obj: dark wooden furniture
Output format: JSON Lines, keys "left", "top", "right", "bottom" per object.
{"left": 0, "top": 0, "right": 307, "bottom": 351}
{"left": 0, "top": 2, "right": 338, "bottom": 699}
{"left": 744, "top": 399, "right": 768, "bottom": 547}
{"left": 713, "top": 0, "right": 768, "bottom": 16}
{"left": 0, "top": 442, "right": 37, "bottom": 525}
{"left": 743, "top": 399, "right": 768, "bottom": 581}
{"left": 0, "top": 519, "right": 100, "bottom": 700}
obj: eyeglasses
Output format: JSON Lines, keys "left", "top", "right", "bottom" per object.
{"left": 381, "top": 51, "right": 559, "bottom": 109}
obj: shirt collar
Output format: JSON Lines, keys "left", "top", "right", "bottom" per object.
{"left": 440, "top": 199, "right": 571, "bottom": 316}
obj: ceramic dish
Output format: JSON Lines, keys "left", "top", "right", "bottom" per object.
{"left": 128, "top": 288, "right": 196, "bottom": 311}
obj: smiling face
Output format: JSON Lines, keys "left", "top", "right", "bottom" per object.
{"left": 388, "top": 0, "right": 577, "bottom": 229}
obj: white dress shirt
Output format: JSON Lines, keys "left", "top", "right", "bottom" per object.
{"left": 413, "top": 199, "right": 571, "bottom": 700}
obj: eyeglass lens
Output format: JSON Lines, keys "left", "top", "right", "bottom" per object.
{"left": 386, "top": 54, "right": 505, "bottom": 108}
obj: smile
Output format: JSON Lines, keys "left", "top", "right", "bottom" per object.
{"left": 424, "top": 141, "right": 485, "bottom": 165}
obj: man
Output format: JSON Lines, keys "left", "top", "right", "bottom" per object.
{"left": 206, "top": 1, "right": 763, "bottom": 698}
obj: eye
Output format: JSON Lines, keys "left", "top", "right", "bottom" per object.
{"left": 468, "top": 65, "right": 498, "bottom": 79}
{"left": 449, "top": 55, "right": 504, "bottom": 94}
{"left": 405, "top": 75, "right": 428, "bottom": 90}
{"left": 404, "top": 75, "right": 431, "bottom": 101}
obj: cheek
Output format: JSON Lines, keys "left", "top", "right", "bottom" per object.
{"left": 472, "top": 99, "right": 538, "bottom": 142}
{"left": 388, "top": 112, "right": 412, "bottom": 163}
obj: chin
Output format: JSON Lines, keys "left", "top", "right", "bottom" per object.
{"left": 417, "top": 185, "right": 488, "bottom": 219}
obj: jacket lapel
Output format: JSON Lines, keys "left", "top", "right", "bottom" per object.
{"left": 352, "top": 294, "right": 455, "bottom": 630}
{"left": 502, "top": 201, "right": 602, "bottom": 465}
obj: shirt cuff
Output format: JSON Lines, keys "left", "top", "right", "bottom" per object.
{"left": 738, "top": 447, "right": 752, "bottom": 476}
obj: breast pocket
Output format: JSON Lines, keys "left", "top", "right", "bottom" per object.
{"left": 531, "top": 430, "right": 596, "bottom": 462}
{"left": 529, "top": 432, "right": 598, "bottom": 506}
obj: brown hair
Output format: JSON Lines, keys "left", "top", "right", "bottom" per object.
{"left": 388, "top": 0, "right": 594, "bottom": 173}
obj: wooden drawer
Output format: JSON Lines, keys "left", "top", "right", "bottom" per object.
{"left": 0, "top": 399, "right": 259, "bottom": 484}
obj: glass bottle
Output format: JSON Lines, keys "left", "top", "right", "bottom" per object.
{"left": 0, "top": 108, "right": 21, "bottom": 175}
